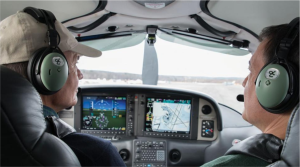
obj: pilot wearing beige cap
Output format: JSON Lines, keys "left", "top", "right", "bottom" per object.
{"left": 0, "top": 7, "right": 125, "bottom": 166}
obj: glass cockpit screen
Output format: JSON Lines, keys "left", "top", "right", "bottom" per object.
{"left": 145, "top": 98, "right": 191, "bottom": 134}
{"left": 82, "top": 96, "right": 126, "bottom": 130}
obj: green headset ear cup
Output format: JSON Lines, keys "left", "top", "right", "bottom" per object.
{"left": 40, "top": 52, "right": 68, "bottom": 92}
{"left": 255, "top": 64, "right": 289, "bottom": 108}
{"left": 28, "top": 47, "right": 55, "bottom": 95}
{"left": 28, "top": 47, "right": 69, "bottom": 95}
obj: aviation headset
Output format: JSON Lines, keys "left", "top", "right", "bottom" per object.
{"left": 24, "top": 7, "right": 69, "bottom": 95}
{"left": 255, "top": 17, "right": 299, "bottom": 114}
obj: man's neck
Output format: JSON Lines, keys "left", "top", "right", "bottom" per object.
{"left": 40, "top": 95, "right": 60, "bottom": 113}
{"left": 43, "top": 104, "right": 59, "bottom": 113}
{"left": 262, "top": 113, "right": 291, "bottom": 140}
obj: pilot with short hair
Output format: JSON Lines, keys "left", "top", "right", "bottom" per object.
{"left": 0, "top": 10, "right": 126, "bottom": 167}
{"left": 201, "top": 22, "right": 299, "bottom": 166}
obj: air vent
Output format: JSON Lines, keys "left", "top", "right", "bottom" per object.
{"left": 134, "top": 0, "right": 175, "bottom": 9}
{"left": 202, "top": 105, "right": 212, "bottom": 115}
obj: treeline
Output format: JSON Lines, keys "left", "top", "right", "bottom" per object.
{"left": 81, "top": 70, "right": 244, "bottom": 84}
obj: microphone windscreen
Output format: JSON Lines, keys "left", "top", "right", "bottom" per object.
{"left": 237, "top": 94, "right": 244, "bottom": 102}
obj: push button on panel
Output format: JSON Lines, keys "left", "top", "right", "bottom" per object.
{"left": 202, "top": 120, "right": 214, "bottom": 138}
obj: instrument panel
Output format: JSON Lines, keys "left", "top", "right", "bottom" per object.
{"left": 73, "top": 85, "right": 259, "bottom": 167}
{"left": 74, "top": 85, "right": 221, "bottom": 142}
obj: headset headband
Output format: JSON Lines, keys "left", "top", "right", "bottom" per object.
{"left": 276, "top": 17, "right": 299, "bottom": 60}
{"left": 24, "top": 7, "right": 61, "bottom": 47}
{"left": 274, "top": 17, "right": 299, "bottom": 95}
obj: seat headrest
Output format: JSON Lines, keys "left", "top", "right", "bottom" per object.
{"left": 268, "top": 104, "right": 299, "bottom": 167}
{"left": 1, "top": 65, "right": 44, "bottom": 150}
{"left": 1, "top": 65, "right": 80, "bottom": 166}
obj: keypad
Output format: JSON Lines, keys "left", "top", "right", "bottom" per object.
{"left": 156, "top": 150, "right": 165, "bottom": 161}
{"left": 134, "top": 140, "right": 166, "bottom": 166}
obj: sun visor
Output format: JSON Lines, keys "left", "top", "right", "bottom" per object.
{"left": 195, "top": 12, "right": 259, "bottom": 54}
{"left": 157, "top": 30, "right": 250, "bottom": 56}
{"left": 79, "top": 34, "right": 146, "bottom": 52}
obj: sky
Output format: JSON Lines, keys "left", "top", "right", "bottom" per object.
{"left": 77, "top": 36, "right": 252, "bottom": 78}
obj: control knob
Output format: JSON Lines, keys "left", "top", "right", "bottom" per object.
{"left": 129, "top": 115, "right": 133, "bottom": 121}
{"left": 128, "top": 130, "right": 134, "bottom": 136}
{"left": 206, "top": 121, "right": 212, "bottom": 129}
{"left": 119, "top": 149, "right": 130, "bottom": 161}
{"left": 169, "top": 149, "right": 181, "bottom": 162}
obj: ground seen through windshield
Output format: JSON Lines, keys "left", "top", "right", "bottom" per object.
{"left": 78, "top": 36, "right": 251, "bottom": 113}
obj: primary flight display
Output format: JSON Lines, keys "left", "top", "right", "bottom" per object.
{"left": 82, "top": 96, "right": 126, "bottom": 130}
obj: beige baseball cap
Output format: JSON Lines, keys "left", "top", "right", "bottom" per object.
{"left": 0, "top": 11, "right": 102, "bottom": 65}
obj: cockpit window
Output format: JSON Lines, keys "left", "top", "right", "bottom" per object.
{"left": 78, "top": 36, "right": 251, "bottom": 113}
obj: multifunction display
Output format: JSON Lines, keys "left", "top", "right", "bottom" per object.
{"left": 145, "top": 98, "right": 191, "bottom": 134}
{"left": 82, "top": 96, "right": 126, "bottom": 130}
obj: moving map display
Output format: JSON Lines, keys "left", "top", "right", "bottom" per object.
{"left": 145, "top": 98, "right": 191, "bottom": 134}
{"left": 82, "top": 96, "right": 126, "bottom": 130}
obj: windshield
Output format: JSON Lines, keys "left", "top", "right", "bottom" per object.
{"left": 78, "top": 36, "right": 251, "bottom": 113}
